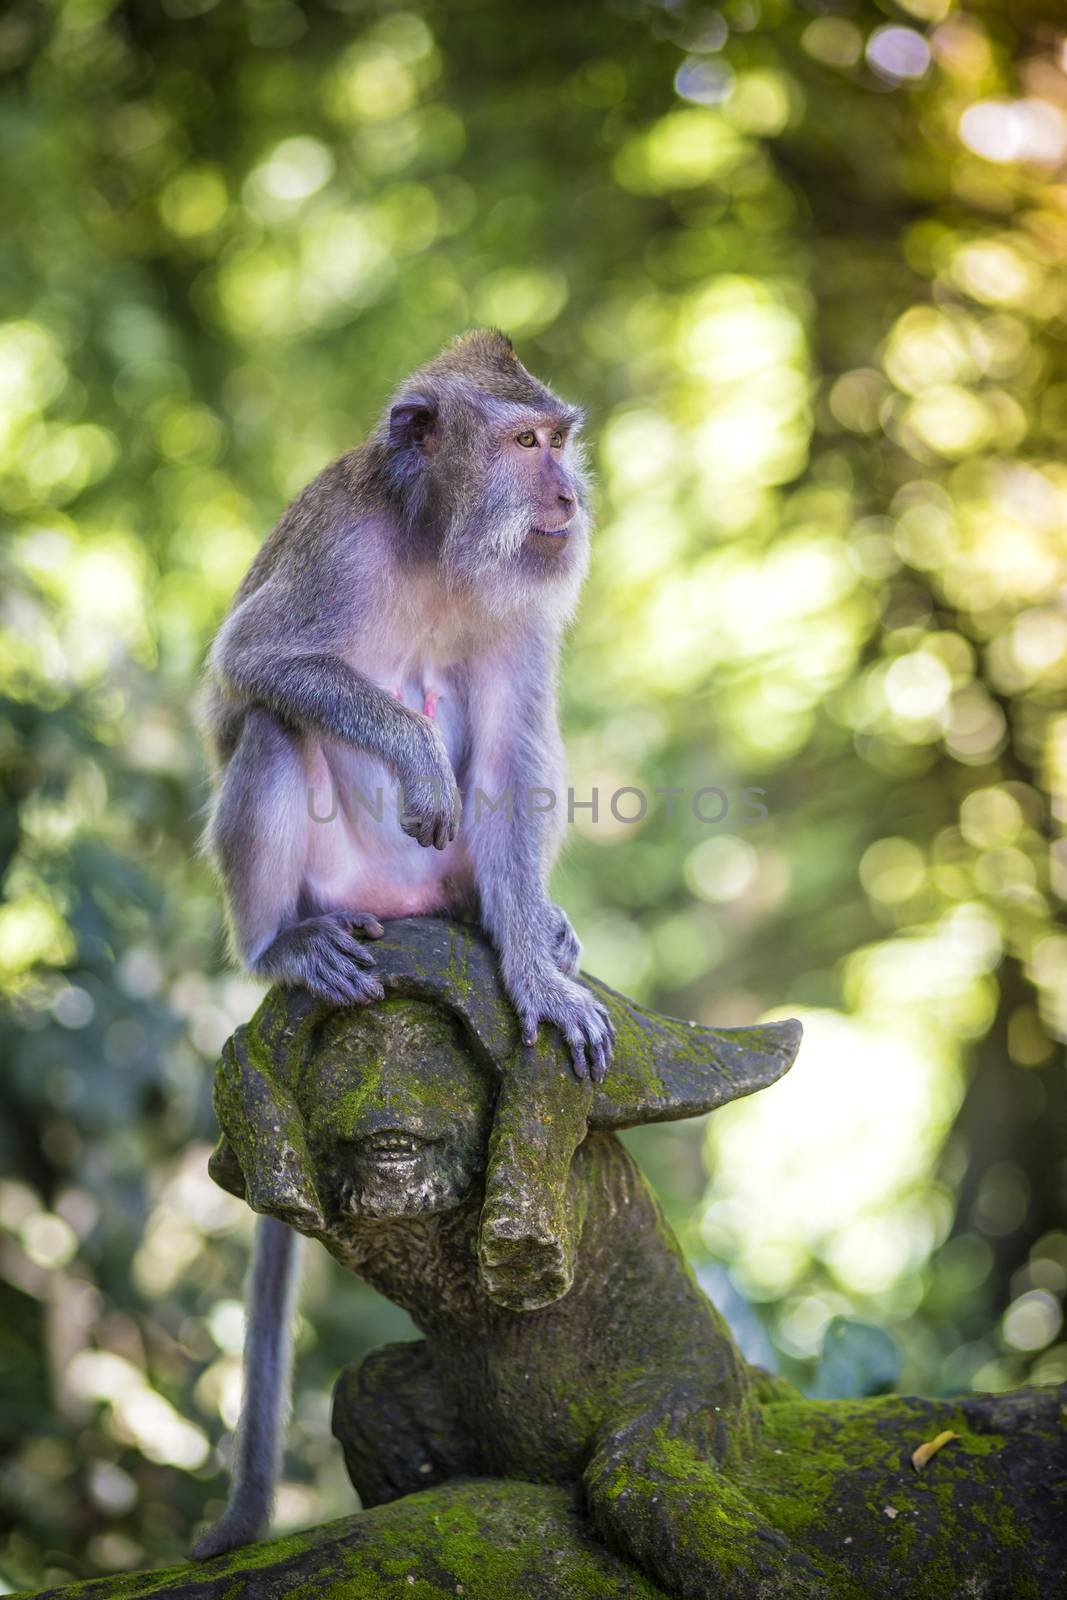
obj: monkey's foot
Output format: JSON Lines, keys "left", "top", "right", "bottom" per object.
{"left": 547, "top": 903, "right": 582, "bottom": 976}
{"left": 511, "top": 969, "right": 615, "bottom": 1082}
{"left": 255, "top": 912, "right": 385, "bottom": 1007}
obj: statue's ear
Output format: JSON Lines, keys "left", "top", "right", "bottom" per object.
{"left": 209, "top": 991, "right": 326, "bottom": 1234}
{"left": 583, "top": 976, "right": 801, "bottom": 1129}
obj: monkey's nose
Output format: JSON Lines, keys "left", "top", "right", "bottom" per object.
{"left": 557, "top": 489, "right": 574, "bottom": 510}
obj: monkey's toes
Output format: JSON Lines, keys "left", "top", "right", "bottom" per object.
{"left": 518, "top": 978, "right": 615, "bottom": 1082}
{"left": 349, "top": 912, "right": 385, "bottom": 939}
{"left": 296, "top": 917, "right": 385, "bottom": 1006}
{"left": 569, "top": 995, "right": 615, "bottom": 1084}
{"left": 310, "top": 967, "right": 385, "bottom": 1007}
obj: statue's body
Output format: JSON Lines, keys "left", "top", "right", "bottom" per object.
{"left": 198, "top": 919, "right": 1067, "bottom": 1600}
{"left": 332, "top": 1132, "right": 754, "bottom": 1499}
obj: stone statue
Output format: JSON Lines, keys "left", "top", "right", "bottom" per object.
{"left": 199, "top": 918, "right": 1066, "bottom": 1600}
{"left": 27, "top": 919, "right": 1067, "bottom": 1600}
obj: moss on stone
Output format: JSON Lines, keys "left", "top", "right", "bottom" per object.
{"left": 21, "top": 1483, "right": 673, "bottom": 1600}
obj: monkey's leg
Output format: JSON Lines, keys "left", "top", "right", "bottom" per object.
{"left": 192, "top": 1217, "right": 302, "bottom": 1558}
{"left": 209, "top": 708, "right": 384, "bottom": 1006}
{"left": 584, "top": 1390, "right": 830, "bottom": 1600}
{"left": 463, "top": 650, "right": 614, "bottom": 1081}
{"left": 331, "top": 1341, "right": 484, "bottom": 1507}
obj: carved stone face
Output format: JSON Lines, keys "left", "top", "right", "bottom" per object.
{"left": 295, "top": 1000, "right": 496, "bottom": 1222}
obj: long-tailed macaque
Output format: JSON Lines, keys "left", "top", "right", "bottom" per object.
{"left": 202, "top": 328, "right": 611, "bottom": 1079}
{"left": 192, "top": 331, "right": 611, "bottom": 1557}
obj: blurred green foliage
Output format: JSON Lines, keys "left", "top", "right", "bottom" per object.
{"left": 2, "top": 0, "right": 1066, "bottom": 1588}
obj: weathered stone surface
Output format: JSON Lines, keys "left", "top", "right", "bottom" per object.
{"left": 24, "top": 1388, "right": 1067, "bottom": 1600}
{"left": 207, "top": 916, "right": 803, "bottom": 1313}
{"left": 24, "top": 1481, "right": 669, "bottom": 1600}
{"left": 25, "top": 919, "right": 1067, "bottom": 1599}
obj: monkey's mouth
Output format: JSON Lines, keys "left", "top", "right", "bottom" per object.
{"left": 528, "top": 525, "right": 571, "bottom": 550}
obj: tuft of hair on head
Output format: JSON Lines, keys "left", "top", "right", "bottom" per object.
{"left": 423, "top": 327, "right": 561, "bottom": 415}
{"left": 451, "top": 327, "right": 516, "bottom": 363}
{"left": 425, "top": 327, "right": 522, "bottom": 385}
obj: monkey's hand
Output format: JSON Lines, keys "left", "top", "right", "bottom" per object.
{"left": 397, "top": 715, "right": 461, "bottom": 851}
{"left": 509, "top": 966, "right": 615, "bottom": 1083}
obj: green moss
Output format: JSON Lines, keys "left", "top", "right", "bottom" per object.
{"left": 728, "top": 1395, "right": 1048, "bottom": 1598}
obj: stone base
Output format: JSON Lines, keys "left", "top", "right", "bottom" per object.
{"left": 22, "top": 1384, "right": 1067, "bottom": 1600}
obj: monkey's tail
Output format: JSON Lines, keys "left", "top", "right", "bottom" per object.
{"left": 191, "top": 1215, "right": 303, "bottom": 1559}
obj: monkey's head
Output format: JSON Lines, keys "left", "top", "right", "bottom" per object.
{"left": 377, "top": 329, "right": 592, "bottom": 618}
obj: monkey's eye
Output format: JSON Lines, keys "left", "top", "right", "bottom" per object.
{"left": 550, "top": 430, "right": 564, "bottom": 449}
{"left": 516, "top": 430, "right": 537, "bottom": 448}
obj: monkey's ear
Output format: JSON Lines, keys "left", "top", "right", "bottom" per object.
{"left": 389, "top": 397, "right": 438, "bottom": 455}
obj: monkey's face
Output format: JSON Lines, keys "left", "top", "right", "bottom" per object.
{"left": 299, "top": 1001, "right": 495, "bottom": 1222}
{"left": 438, "top": 403, "right": 593, "bottom": 617}
{"left": 495, "top": 411, "right": 588, "bottom": 550}
{"left": 383, "top": 331, "right": 592, "bottom": 613}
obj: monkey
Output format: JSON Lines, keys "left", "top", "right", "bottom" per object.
{"left": 201, "top": 328, "right": 611, "bottom": 1081}
{"left": 191, "top": 330, "right": 613, "bottom": 1558}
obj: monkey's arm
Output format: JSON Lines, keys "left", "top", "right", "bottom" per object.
{"left": 464, "top": 635, "right": 613, "bottom": 1079}
{"left": 213, "top": 582, "right": 459, "bottom": 850}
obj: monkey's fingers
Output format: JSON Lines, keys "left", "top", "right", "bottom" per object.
{"left": 589, "top": 1036, "right": 611, "bottom": 1084}
{"left": 564, "top": 1032, "right": 591, "bottom": 1080}
{"left": 571, "top": 998, "right": 613, "bottom": 1085}
{"left": 439, "top": 788, "right": 462, "bottom": 849}
{"left": 399, "top": 800, "right": 458, "bottom": 851}
{"left": 398, "top": 806, "right": 437, "bottom": 849}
